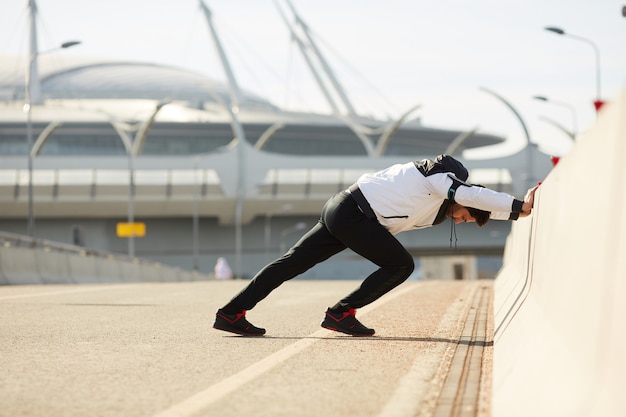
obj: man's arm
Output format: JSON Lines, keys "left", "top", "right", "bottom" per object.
{"left": 490, "top": 185, "right": 539, "bottom": 220}
{"left": 435, "top": 174, "right": 539, "bottom": 220}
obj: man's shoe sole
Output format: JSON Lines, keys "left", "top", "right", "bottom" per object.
{"left": 321, "top": 320, "right": 375, "bottom": 337}
{"left": 213, "top": 323, "right": 265, "bottom": 337}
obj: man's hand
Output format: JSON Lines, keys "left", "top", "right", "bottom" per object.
{"left": 519, "top": 185, "right": 539, "bottom": 218}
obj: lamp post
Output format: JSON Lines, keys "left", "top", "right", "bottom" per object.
{"left": 25, "top": 40, "right": 81, "bottom": 237}
{"left": 192, "top": 157, "right": 201, "bottom": 271}
{"left": 544, "top": 27, "right": 603, "bottom": 111}
{"left": 125, "top": 101, "right": 170, "bottom": 258}
{"left": 264, "top": 203, "right": 294, "bottom": 260}
{"left": 479, "top": 87, "right": 534, "bottom": 191}
{"left": 533, "top": 95, "right": 578, "bottom": 140}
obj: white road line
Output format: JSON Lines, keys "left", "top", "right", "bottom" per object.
{"left": 152, "top": 282, "right": 420, "bottom": 417}
{"left": 0, "top": 284, "right": 142, "bottom": 301}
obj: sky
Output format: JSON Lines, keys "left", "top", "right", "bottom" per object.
{"left": 1, "top": 0, "right": 625, "bottom": 158}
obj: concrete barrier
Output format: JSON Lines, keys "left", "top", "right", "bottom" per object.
{"left": 94, "top": 256, "right": 123, "bottom": 282}
{"left": 493, "top": 87, "right": 626, "bottom": 416}
{"left": 68, "top": 252, "right": 100, "bottom": 283}
{"left": 0, "top": 245, "right": 212, "bottom": 285}
{"left": 118, "top": 260, "right": 142, "bottom": 283}
{"left": 35, "top": 250, "right": 72, "bottom": 284}
{"left": 0, "top": 247, "right": 44, "bottom": 284}
{"left": 0, "top": 248, "right": 8, "bottom": 285}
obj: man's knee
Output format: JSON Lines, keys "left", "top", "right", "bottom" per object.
{"left": 388, "top": 256, "right": 414, "bottom": 281}
{"left": 398, "top": 258, "right": 415, "bottom": 279}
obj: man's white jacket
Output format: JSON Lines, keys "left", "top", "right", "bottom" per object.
{"left": 357, "top": 162, "right": 523, "bottom": 235}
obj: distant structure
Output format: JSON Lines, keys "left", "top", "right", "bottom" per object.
{"left": 0, "top": 0, "right": 552, "bottom": 278}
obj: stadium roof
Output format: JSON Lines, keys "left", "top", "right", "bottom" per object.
{"left": 0, "top": 56, "right": 276, "bottom": 111}
{"left": 0, "top": 55, "right": 505, "bottom": 157}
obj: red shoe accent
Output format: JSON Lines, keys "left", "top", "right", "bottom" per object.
{"left": 217, "top": 310, "right": 246, "bottom": 324}
{"left": 326, "top": 308, "right": 357, "bottom": 322}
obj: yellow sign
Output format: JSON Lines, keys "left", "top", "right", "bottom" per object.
{"left": 116, "top": 222, "right": 146, "bottom": 238}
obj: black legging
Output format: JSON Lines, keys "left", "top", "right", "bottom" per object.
{"left": 222, "top": 190, "right": 415, "bottom": 313}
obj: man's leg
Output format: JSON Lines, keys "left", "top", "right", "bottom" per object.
{"left": 214, "top": 219, "right": 346, "bottom": 336}
{"left": 221, "top": 220, "right": 346, "bottom": 314}
{"left": 313, "top": 192, "right": 413, "bottom": 336}
{"left": 323, "top": 196, "right": 414, "bottom": 310}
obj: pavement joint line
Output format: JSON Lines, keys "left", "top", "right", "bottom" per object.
{"left": 376, "top": 282, "right": 480, "bottom": 417}
{"left": 432, "top": 284, "right": 491, "bottom": 417}
{"left": 151, "top": 282, "right": 421, "bottom": 417}
{"left": 0, "top": 284, "right": 145, "bottom": 301}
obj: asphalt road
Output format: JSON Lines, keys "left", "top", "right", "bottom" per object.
{"left": 0, "top": 279, "right": 492, "bottom": 417}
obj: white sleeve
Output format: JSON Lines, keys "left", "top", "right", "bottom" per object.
{"left": 454, "top": 183, "right": 515, "bottom": 213}
{"left": 490, "top": 211, "right": 515, "bottom": 220}
{"left": 428, "top": 173, "right": 522, "bottom": 220}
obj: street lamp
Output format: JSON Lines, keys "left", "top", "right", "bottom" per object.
{"left": 116, "top": 101, "right": 170, "bottom": 258}
{"left": 479, "top": 87, "right": 535, "bottom": 191}
{"left": 264, "top": 203, "right": 294, "bottom": 260}
{"left": 533, "top": 95, "right": 578, "bottom": 140}
{"left": 25, "top": 40, "right": 81, "bottom": 237}
{"left": 544, "top": 26, "right": 603, "bottom": 111}
{"left": 192, "top": 157, "right": 201, "bottom": 271}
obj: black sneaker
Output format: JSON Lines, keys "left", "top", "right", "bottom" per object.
{"left": 321, "top": 308, "right": 375, "bottom": 336}
{"left": 213, "top": 309, "right": 266, "bottom": 336}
